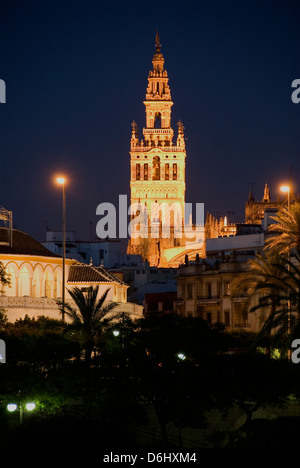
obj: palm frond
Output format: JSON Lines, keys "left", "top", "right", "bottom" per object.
{"left": 265, "top": 201, "right": 300, "bottom": 255}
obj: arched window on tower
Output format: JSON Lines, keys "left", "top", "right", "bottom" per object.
{"left": 154, "top": 112, "right": 161, "bottom": 129}
{"left": 173, "top": 163, "right": 177, "bottom": 180}
{"left": 144, "top": 163, "right": 148, "bottom": 180}
{"left": 152, "top": 156, "right": 161, "bottom": 180}
{"left": 165, "top": 163, "right": 169, "bottom": 180}
{"left": 136, "top": 164, "right": 140, "bottom": 180}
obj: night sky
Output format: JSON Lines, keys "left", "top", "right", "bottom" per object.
{"left": 1, "top": 0, "right": 299, "bottom": 245}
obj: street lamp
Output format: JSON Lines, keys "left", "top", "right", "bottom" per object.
{"left": 7, "top": 402, "right": 36, "bottom": 424}
{"left": 56, "top": 176, "right": 66, "bottom": 321}
{"left": 280, "top": 184, "right": 291, "bottom": 358}
{"left": 280, "top": 185, "right": 290, "bottom": 210}
{"left": 177, "top": 353, "right": 186, "bottom": 361}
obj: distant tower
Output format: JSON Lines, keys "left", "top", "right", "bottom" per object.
{"left": 262, "top": 183, "right": 270, "bottom": 202}
{"left": 245, "top": 183, "right": 282, "bottom": 225}
{"left": 127, "top": 34, "right": 187, "bottom": 265}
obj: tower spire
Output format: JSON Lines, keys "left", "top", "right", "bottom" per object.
{"left": 155, "top": 30, "right": 161, "bottom": 53}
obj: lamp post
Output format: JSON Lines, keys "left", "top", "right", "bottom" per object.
{"left": 57, "top": 176, "right": 66, "bottom": 321}
{"left": 7, "top": 402, "right": 36, "bottom": 424}
{"left": 177, "top": 353, "right": 186, "bottom": 361}
{"left": 280, "top": 184, "right": 291, "bottom": 358}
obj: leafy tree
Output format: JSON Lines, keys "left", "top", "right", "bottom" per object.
{"left": 0, "top": 261, "right": 10, "bottom": 293}
{"left": 0, "top": 261, "right": 11, "bottom": 321}
{"left": 209, "top": 353, "right": 295, "bottom": 445}
{"left": 1, "top": 315, "right": 78, "bottom": 368}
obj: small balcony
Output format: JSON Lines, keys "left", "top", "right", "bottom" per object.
{"left": 197, "top": 295, "right": 220, "bottom": 304}
{"left": 233, "top": 294, "right": 248, "bottom": 303}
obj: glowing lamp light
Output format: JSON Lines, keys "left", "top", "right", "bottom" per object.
{"left": 7, "top": 403, "right": 17, "bottom": 412}
{"left": 25, "top": 402, "right": 36, "bottom": 411}
{"left": 113, "top": 330, "right": 120, "bottom": 337}
{"left": 177, "top": 353, "right": 186, "bottom": 361}
{"left": 56, "top": 177, "right": 66, "bottom": 185}
{"left": 280, "top": 185, "right": 290, "bottom": 193}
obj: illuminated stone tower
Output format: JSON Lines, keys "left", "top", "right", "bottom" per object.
{"left": 127, "top": 34, "right": 187, "bottom": 266}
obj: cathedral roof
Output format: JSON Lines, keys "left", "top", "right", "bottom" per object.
{"left": 68, "top": 263, "right": 126, "bottom": 286}
{"left": 0, "top": 227, "right": 60, "bottom": 257}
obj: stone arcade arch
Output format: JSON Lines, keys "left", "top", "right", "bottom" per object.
{"left": 19, "top": 264, "right": 32, "bottom": 297}
{"left": 5, "top": 262, "right": 19, "bottom": 296}
{"left": 53, "top": 266, "right": 62, "bottom": 299}
{"left": 33, "top": 264, "right": 43, "bottom": 297}
{"left": 44, "top": 266, "right": 54, "bottom": 298}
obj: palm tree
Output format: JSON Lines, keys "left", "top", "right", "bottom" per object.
{"left": 239, "top": 252, "right": 300, "bottom": 356}
{"left": 232, "top": 251, "right": 286, "bottom": 308}
{"left": 265, "top": 200, "right": 300, "bottom": 255}
{"left": 263, "top": 200, "right": 300, "bottom": 353}
{"left": 232, "top": 251, "right": 288, "bottom": 350}
{"left": 57, "top": 286, "right": 119, "bottom": 366}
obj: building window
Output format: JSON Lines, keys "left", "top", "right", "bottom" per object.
{"left": 144, "top": 163, "right": 148, "bottom": 180}
{"left": 153, "top": 156, "right": 161, "bottom": 180}
{"left": 187, "top": 283, "right": 193, "bottom": 299}
{"left": 136, "top": 164, "right": 140, "bottom": 180}
{"left": 217, "top": 281, "right": 221, "bottom": 298}
{"left": 173, "top": 163, "right": 177, "bottom": 180}
{"left": 154, "top": 112, "right": 161, "bottom": 128}
{"left": 225, "top": 311, "right": 230, "bottom": 325}
{"left": 165, "top": 163, "right": 169, "bottom": 180}
{"left": 224, "top": 281, "right": 231, "bottom": 296}
{"left": 197, "top": 305, "right": 204, "bottom": 317}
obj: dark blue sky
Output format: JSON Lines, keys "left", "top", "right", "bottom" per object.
{"left": 1, "top": 0, "right": 299, "bottom": 244}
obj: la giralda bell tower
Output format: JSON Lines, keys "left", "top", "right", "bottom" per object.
{"left": 127, "top": 33, "right": 187, "bottom": 266}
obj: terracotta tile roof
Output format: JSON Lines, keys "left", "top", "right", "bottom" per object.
{"left": 0, "top": 228, "right": 60, "bottom": 257}
{"left": 68, "top": 263, "right": 126, "bottom": 285}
